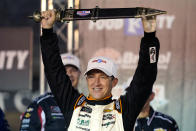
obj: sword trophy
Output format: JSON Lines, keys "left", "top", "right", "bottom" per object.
{"left": 28, "top": 6, "right": 166, "bottom": 23}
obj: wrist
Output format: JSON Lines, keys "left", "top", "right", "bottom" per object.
{"left": 42, "top": 28, "right": 53, "bottom": 36}
{"left": 144, "top": 31, "right": 156, "bottom": 38}
{"left": 42, "top": 25, "right": 53, "bottom": 29}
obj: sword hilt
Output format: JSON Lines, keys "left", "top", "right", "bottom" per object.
{"left": 135, "top": 7, "right": 167, "bottom": 18}
{"left": 28, "top": 10, "right": 62, "bottom": 23}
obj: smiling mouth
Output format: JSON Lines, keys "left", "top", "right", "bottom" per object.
{"left": 93, "top": 88, "right": 102, "bottom": 91}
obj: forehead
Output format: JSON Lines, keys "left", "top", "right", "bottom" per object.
{"left": 86, "top": 69, "right": 108, "bottom": 76}
{"left": 65, "top": 65, "right": 79, "bottom": 71}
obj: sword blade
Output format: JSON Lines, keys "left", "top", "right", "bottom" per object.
{"left": 61, "top": 7, "right": 166, "bottom": 21}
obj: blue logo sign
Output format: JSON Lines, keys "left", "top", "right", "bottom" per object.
{"left": 124, "top": 18, "right": 144, "bottom": 36}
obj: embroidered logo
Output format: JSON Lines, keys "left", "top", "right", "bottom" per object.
{"left": 25, "top": 113, "right": 31, "bottom": 118}
{"left": 154, "top": 128, "right": 167, "bottom": 131}
{"left": 92, "top": 59, "right": 107, "bottom": 64}
{"left": 77, "top": 11, "right": 91, "bottom": 16}
{"left": 77, "top": 118, "right": 90, "bottom": 126}
{"left": 77, "top": 95, "right": 86, "bottom": 106}
{"left": 26, "top": 107, "right": 34, "bottom": 112}
{"left": 103, "top": 114, "right": 116, "bottom": 120}
{"left": 81, "top": 106, "right": 92, "bottom": 113}
{"left": 103, "top": 109, "right": 112, "bottom": 112}
{"left": 149, "top": 47, "right": 156, "bottom": 63}
{"left": 51, "top": 106, "right": 61, "bottom": 113}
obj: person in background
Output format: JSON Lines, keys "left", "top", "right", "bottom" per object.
{"left": 0, "top": 107, "right": 10, "bottom": 131}
{"left": 134, "top": 92, "right": 179, "bottom": 131}
{"left": 20, "top": 53, "right": 81, "bottom": 131}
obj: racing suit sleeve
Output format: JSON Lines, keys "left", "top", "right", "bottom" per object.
{"left": 20, "top": 102, "right": 42, "bottom": 131}
{"left": 40, "top": 28, "right": 80, "bottom": 126}
{"left": 121, "top": 32, "right": 160, "bottom": 130}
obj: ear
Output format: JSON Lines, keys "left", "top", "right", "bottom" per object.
{"left": 112, "top": 78, "right": 118, "bottom": 88}
{"left": 149, "top": 92, "right": 155, "bottom": 101}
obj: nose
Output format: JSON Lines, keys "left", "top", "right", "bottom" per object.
{"left": 66, "top": 70, "right": 72, "bottom": 77}
{"left": 94, "top": 77, "right": 101, "bottom": 86}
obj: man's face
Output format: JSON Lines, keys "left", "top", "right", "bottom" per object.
{"left": 65, "top": 65, "right": 80, "bottom": 89}
{"left": 86, "top": 69, "right": 118, "bottom": 100}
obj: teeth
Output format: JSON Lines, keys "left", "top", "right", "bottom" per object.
{"left": 94, "top": 88, "right": 101, "bottom": 91}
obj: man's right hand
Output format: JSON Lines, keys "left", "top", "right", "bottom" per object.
{"left": 41, "top": 10, "right": 56, "bottom": 29}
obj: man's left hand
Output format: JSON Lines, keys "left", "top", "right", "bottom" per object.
{"left": 142, "top": 15, "right": 157, "bottom": 33}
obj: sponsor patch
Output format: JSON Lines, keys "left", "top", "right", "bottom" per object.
{"left": 77, "top": 96, "right": 86, "bottom": 106}
{"left": 149, "top": 47, "right": 156, "bottom": 63}
{"left": 77, "top": 11, "right": 91, "bottom": 16}
{"left": 76, "top": 126, "right": 90, "bottom": 131}
{"left": 21, "top": 124, "right": 29, "bottom": 128}
{"left": 22, "top": 118, "right": 30, "bottom": 124}
{"left": 103, "top": 114, "right": 115, "bottom": 120}
{"left": 75, "top": 95, "right": 86, "bottom": 109}
{"left": 79, "top": 113, "right": 91, "bottom": 118}
{"left": 81, "top": 106, "right": 92, "bottom": 113}
{"left": 26, "top": 107, "right": 34, "bottom": 112}
{"left": 25, "top": 113, "right": 31, "bottom": 118}
{"left": 51, "top": 106, "right": 61, "bottom": 113}
{"left": 154, "top": 128, "right": 166, "bottom": 131}
{"left": 77, "top": 118, "right": 90, "bottom": 126}
{"left": 51, "top": 112, "right": 63, "bottom": 116}
{"left": 114, "top": 99, "right": 122, "bottom": 113}
{"left": 52, "top": 116, "right": 64, "bottom": 119}
{"left": 103, "top": 109, "right": 112, "bottom": 113}
{"left": 102, "top": 121, "right": 115, "bottom": 128}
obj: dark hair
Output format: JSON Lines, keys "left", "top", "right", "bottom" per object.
{"left": 65, "top": 64, "right": 80, "bottom": 71}
{"left": 111, "top": 76, "right": 115, "bottom": 80}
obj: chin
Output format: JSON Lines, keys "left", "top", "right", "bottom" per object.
{"left": 93, "top": 96, "right": 102, "bottom": 100}
{"left": 92, "top": 95, "right": 104, "bottom": 100}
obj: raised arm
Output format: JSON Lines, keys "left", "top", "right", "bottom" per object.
{"left": 121, "top": 16, "right": 160, "bottom": 130}
{"left": 40, "top": 10, "right": 80, "bottom": 120}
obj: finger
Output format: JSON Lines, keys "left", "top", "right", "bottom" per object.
{"left": 41, "top": 11, "right": 45, "bottom": 17}
{"left": 150, "top": 15, "right": 156, "bottom": 20}
{"left": 51, "top": 10, "right": 56, "bottom": 17}
{"left": 146, "top": 15, "right": 156, "bottom": 21}
{"left": 141, "top": 9, "right": 146, "bottom": 20}
{"left": 46, "top": 11, "right": 53, "bottom": 20}
{"left": 152, "top": 15, "right": 156, "bottom": 20}
{"left": 41, "top": 11, "right": 48, "bottom": 19}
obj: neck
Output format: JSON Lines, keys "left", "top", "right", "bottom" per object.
{"left": 87, "top": 95, "right": 112, "bottom": 100}
{"left": 138, "top": 106, "right": 150, "bottom": 118}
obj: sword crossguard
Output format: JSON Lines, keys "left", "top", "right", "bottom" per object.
{"left": 91, "top": 6, "right": 100, "bottom": 22}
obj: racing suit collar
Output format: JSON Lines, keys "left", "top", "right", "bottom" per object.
{"left": 149, "top": 106, "right": 155, "bottom": 118}
{"left": 146, "top": 106, "right": 156, "bottom": 126}
{"left": 86, "top": 95, "right": 113, "bottom": 105}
